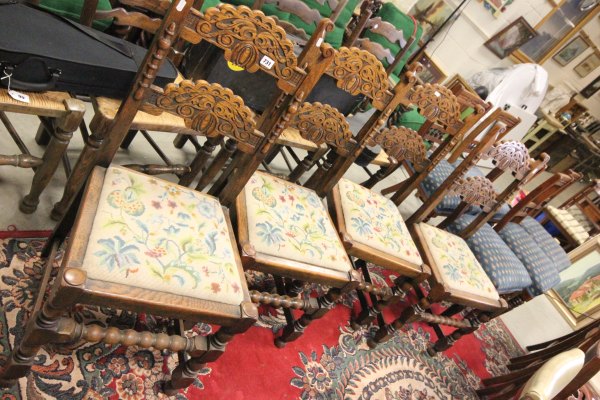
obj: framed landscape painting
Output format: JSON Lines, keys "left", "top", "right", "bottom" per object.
{"left": 552, "top": 35, "right": 590, "bottom": 66}
{"left": 548, "top": 237, "right": 600, "bottom": 329}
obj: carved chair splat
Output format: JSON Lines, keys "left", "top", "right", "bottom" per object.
{"left": 50, "top": 4, "right": 326, "bottom": 221}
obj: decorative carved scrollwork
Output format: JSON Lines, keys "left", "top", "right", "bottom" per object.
{"left": 192, "top": 5, "right": 297, "bottom": 81}
{"left": 328, "top": 47, "right": 389, "bottom": 106}
{"left": 448, "top": 176, "right": 497, "bottom": 212}
{"left": 354, "top": 38, "right": 395, "bottom": 64}
{"left": 364, "top": 17, "right": 406, "bottom": 46}
{"left": 148, "top": 80, "right": 260, "bottom": 151}
{"left": 483, "top": 141, "right": 531, "bottom": 179}
{"left": 370, "top": 126, "right": 426, "bottom": 166}
{"left": 408, "top": 84, "right": 462, "bottom": 130}
{"left": 289, "top": 102, "right": 354, "bottom": 152}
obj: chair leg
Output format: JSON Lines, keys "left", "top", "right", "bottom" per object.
{"left": 178, "top": 137, "right": 220, "bottom": 187}
{"left": 20, "top": 122, "right": 75, "bottom": 214}
{"left": 0, "top": 263, "right": 80, "bottom": 387}
{"left": 428, "top": 311, "right": 490, "bottom": 356}
{"left": 361, "top": 164, "right": 399, "bottom": 189}
{"left": 119, "top": 130, "right": 138, "bottom": 150}
{"left": 274, "top": 287, "right": 341, "bottom": 348}
{"left": 173, "top": 134, "right": 188, "bottom": 149}
{"left": 195, "top": 139, "right": 237, "bottom": 191}
{"left": 34, "top": 122, "right": 51, "bottom": 146}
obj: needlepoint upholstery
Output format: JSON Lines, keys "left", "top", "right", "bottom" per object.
{"left": 545, "top": 206, "right": 590, "bottom": 246}
{"left": 520, "top": 215, "right": 572, "bottom": 272}
{"left": 81, "top": 166, "right": 245, "bottom": 306}
{"left": 498, "top": 223, "right": 561, "bottom": 295}
{"left": 447, "top": 214, "right": 533, "bottom": 294}
{"left": 336, "top": 179, "right": 423, "bottom": 266}
{"left": 243, "top": 171, "right": 352, "bottom": 272}
{"left": 416, "top": 223, "right": 499, "bottom": 301}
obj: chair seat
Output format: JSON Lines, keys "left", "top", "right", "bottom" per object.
{"left": 521, "top": 215, "right": 572, "bottom": 272}
{"left": 94, "top": 96, "right": 198, "bottom": 135}
{"left": 370, "top": 149, "right": 392, "bottom": 167}
{"left": 241, "top": 171, "right": 352, "bottom": 273}
{"left": 276, "top": 127, "right": 324, "bottom": 151}
{"left": 335, "top": 179, "right": 423, "bottom": 269}
{"left": 447, "top": 214, "right": 533, "bottom": 294}
{"left": 545, "top": 206, "right": 590, "bottom": 246}
{"left": 81, "top": 166, "right": 245, "bottom": 306}
{"left": 497, "top": 223, "right": 561, "bottom": 295}
{"left": 0, "top": 89, "right": 73, "bottom": 117}
{"left": 416, "top": 222, "right": 499, "bottom": 301}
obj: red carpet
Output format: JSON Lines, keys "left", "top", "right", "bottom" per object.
{"left": 0, "top": 235, "right": 523, "bottom": 399}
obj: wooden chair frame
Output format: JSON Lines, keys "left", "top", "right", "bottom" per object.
{"left": 0, "top": 89, "right": 85, "bottom": 213}
{"left": 49, "top": 3, "right": 331, "bottom": 219}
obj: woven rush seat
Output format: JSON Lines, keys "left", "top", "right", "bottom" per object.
{"left": 241, "top": 171, "right": 352, "bottom": 273}
{"left": 416, "top": 222, "right": 499, "bottom": 301}
{"left": 336, "top": 178, "right": 423, "bottom": 269}
{"left": 447, "top": 214, "right": 533, "bottom": 294}
{"left": 82, "top": 166, "right": 245, "bottom": 306}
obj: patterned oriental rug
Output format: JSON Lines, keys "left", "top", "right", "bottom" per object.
{"left": 0, "top": 236, "right": 524, "bottom": 400}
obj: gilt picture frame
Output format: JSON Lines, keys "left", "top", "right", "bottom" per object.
{"left": 574, "top": 52, "right": 600, "bottom": 78}
{"left": 552, "top": 35, "right": 590, "bottom": 67}
{"left": 548, "top": 237, "right": 600, "bottom": 329}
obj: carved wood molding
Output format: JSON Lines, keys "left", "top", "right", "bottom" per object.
{"left": 354, "top": 38, "right": 395, "bottom": 64}
{"left": 188, "top": 5, "right": 299, "bottom": 83}
{"left": 289, "top": 102, "right": 354, "bottom": 152}
{"left": 408, "top": 83, "right": 462, "bottom": 130}
{"left": 328, "top": 47, "right": 390, "bottom": 107}
{"left": 370, "top": 126, "right": 426, "bottom": 166}
{"left": 483, "top": 141, "right": 531, "bottom": 179}
{"left": 449, "top": 176, "right": 497, "bottom": 212}
{"left": 264, "top": 0, "right": 322, "bottom": 26}
{"left": 364, "top": 17, "right": 406, "bottom": 47}
{"left": 145, "top": 80, "right": 260, "bottom": 152}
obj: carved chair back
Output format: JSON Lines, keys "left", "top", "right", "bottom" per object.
{"left": 346, "top": 14, "right": 419, "bottom": 77}
{"left": 447, "top": 108, "right": 520, "bottom": 164}
{"left": 493, "top": 170, "right": 581, "bottom": 230}
{"left": 250, "top": 0, "right": 350, "bottom": 44}
{"left": 303, "top": 64, "right": 489, "bottom": 198}
{"left": 455, "top": 150, "right": 551, "bottom": 239}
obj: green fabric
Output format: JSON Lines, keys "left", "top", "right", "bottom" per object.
{"left": 460, "top": 107, "right": 475, "bottom": 120}
{"left": 363, "top": 2, "right": 422, "bottom": 76}
{"left": 201, "top": 0, "right": 221, "bottom": 12}
{"left": 225, "top": 0, "right": 291, "bottom": 20}
{"left": 287, "top": 0, "right": 360, "bottom": 48}
{"left": 39, "top": 0, "right": 113, "bottom": 31}
{"left": 396, "top": 107, "right": 426, "bottom": 131}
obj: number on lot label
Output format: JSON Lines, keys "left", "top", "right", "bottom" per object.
{"left": 260, "top": 56, "right": 275, "bottom": 70}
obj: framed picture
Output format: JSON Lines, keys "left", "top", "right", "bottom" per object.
{"left": 479, "top": 0, "right": 515, "bottom": 18}
{"left": 552, "top": 35, "right": 591, "bottom": 66}
{"left": 444, "top": 74, "right": 477, "bottom": 95}
{"left": 574, "top": 52, "right": 600, "bottom": 78}
{"left": 581, "top": 75, "right": 600, "bottom": 98}
{"left": 548, "top": 237, "right": 600, "bottom": 329}
{"left": 415, "top": 52, "right": 446, "bottom": 84}
{"left": 408, "top": 0, "right": 456, "bottom": 44}
{"left": 484, "top": 17, "right": 538, "bottom": 59}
